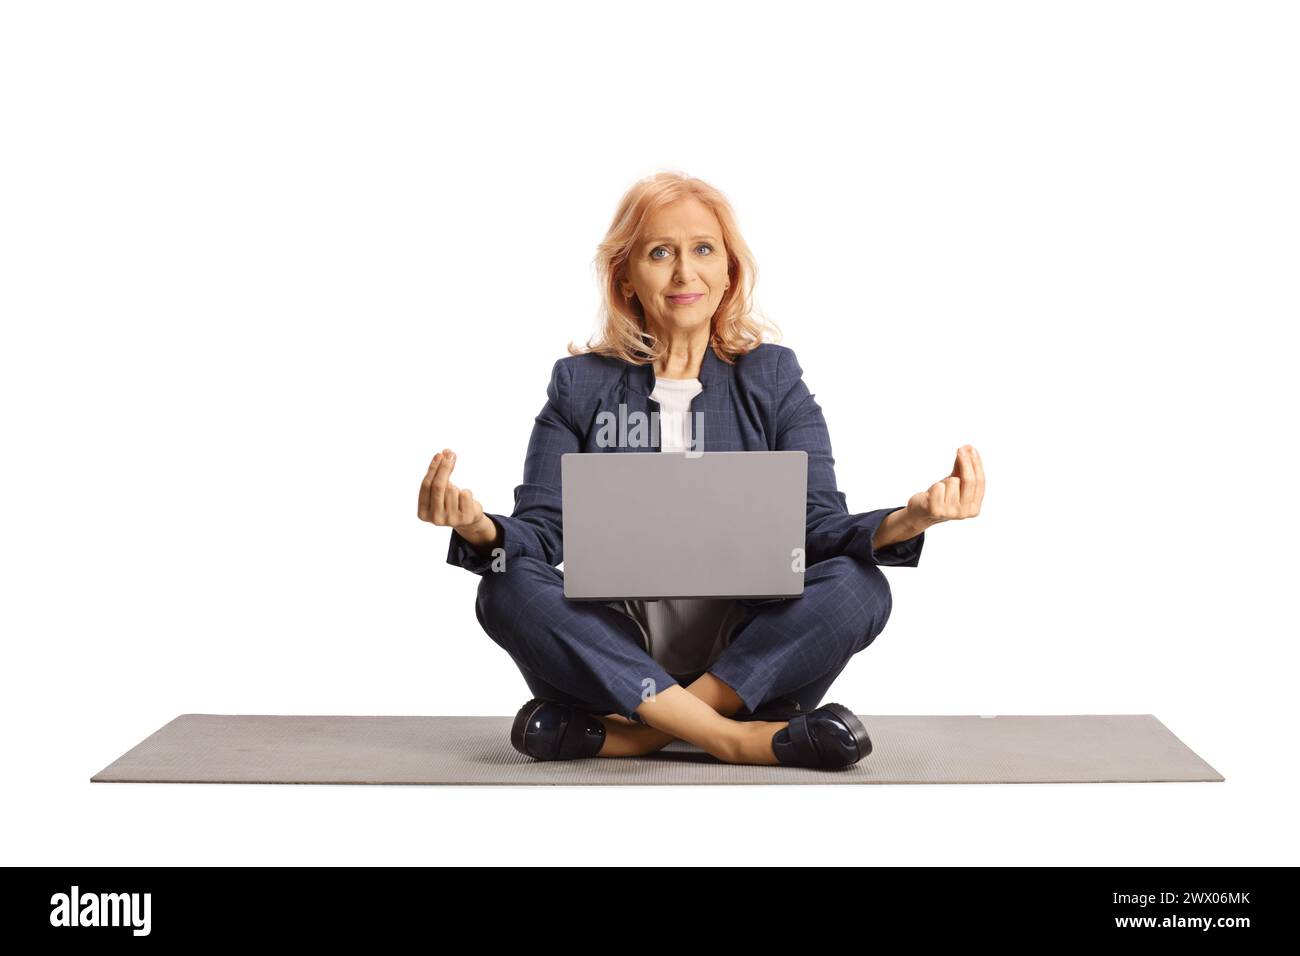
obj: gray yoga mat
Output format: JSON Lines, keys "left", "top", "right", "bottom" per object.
{"left": 90, "top": 713, "right": 1223, "bottom": 785}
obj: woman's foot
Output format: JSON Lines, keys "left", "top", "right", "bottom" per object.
{"left": 727, "top": 720, "right": 789, "bottom": 765}
{"left": 594, "top": 715, "right": 677, "bottom": 756}
{"left": 769, "top": 704, "right": 872, "bottom": 769}
{"left": 510, "top": 699, "right": 607, "bottom": 761}
{"left": 596, "top": 714, "right": 789, "bottom": 762}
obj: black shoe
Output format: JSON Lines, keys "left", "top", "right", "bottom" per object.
{"left": 770, "top": 703, "right": 872, "bottom": 769}
{"left": 510, "top": 698, "right": 607, "bottom": 761}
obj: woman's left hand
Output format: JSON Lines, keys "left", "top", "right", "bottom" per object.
{"left": 905, "top": 445, "right": 984, "bottom": 526}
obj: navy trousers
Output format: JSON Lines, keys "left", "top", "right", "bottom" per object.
{"left": 474, "top": 553, "right": 894, "bottom": 722}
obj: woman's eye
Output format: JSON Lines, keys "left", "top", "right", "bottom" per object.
{"left": 651, "top": 243, "right": 713, "bottom": 259}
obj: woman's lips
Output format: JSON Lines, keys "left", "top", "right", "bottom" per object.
{"left": 666, "top": 294, "right": 704, "bottom": 304}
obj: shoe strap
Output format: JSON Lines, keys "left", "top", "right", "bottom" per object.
{"left": 553, "top": 706, "right": 574, "bottom": 759}
{"left": 557, "top": 707, "right": 603, "bottom": 760}
{"left": 788, "top": 712, "right": 819, "bottom": 762}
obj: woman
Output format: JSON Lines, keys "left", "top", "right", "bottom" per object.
{"left": 418, "top": 171, "right": 984, "bottom": 769}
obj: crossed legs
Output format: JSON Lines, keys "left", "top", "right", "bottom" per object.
{"left": 474, "top": 554, "right": 893, "bottom": 764}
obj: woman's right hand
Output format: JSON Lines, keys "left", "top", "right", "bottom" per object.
{"left": 418, "top": 448, "right": 487, "bottom": 532}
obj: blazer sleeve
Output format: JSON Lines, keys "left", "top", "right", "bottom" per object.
{"left": 774, "top": 347, "right": 925, "bottom": 569}
{"left": 445, "top": 358, "right": 576, "bottom": 575}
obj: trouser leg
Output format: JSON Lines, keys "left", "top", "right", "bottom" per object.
{"left": 728, "top": 663, "right": 854, "bottom": 720}
{"left": 707, "top": 554, "right": 894, "bottom": 717}
{"left": 474, "top": 555, "right": 681, "bottom": 720}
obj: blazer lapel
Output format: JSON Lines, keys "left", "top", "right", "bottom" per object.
{"left": 689, "top": 345, "right": 735, "bottom": 453}
{"left": 611, "top": 360, "right": 657, "bottom": 454}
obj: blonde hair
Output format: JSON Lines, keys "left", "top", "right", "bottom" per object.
{"left": 567, "top": 170, "right": 782, "bottom": 365}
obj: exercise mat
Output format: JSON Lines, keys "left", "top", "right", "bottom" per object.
{"left": 90, "top": 713, "right": 1223, "bottom": 785}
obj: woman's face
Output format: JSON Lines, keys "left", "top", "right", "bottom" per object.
{"left": 621, "top": 196, "right": 730, "bottom": 340}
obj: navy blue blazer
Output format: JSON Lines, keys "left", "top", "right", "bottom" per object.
{"left": 446, "top": 342, "right": 925, "bottom": 576}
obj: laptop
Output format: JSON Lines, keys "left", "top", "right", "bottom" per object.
{"left": 560, "top": 450, "right": 807, "bottom": 601}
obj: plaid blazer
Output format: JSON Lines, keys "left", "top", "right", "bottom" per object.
{"left": 446, "top": 342, "right": 925, "bottom": 576}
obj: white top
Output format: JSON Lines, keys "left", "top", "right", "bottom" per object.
{"left": 607, "top": 376, "right": 748, "bottom": 683}
{"left": 651, "top": 376, "right": 704, "bottom": 453}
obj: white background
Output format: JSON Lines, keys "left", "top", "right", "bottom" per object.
{"left": 3, "top": 0, "right": 1296, "bottom": 866}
